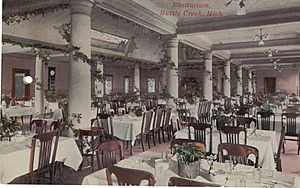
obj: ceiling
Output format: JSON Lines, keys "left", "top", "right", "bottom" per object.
{"left": 3, "top": 0, "right": 300, "bottom": 70}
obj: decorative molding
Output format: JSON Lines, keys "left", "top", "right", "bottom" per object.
{"left": 212, "top": 37, "right": 300, "bottom": 51}
{"left": 177, "top": 7, "right": 300, "bottom": 34}
{"left": 95, "top": 0, "right": 177, "bottom": 35}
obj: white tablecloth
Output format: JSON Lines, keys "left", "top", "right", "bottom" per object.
{"left": 113, "top": 116, "right": 143, "bottom": 145}
{"left": 175, "top": 128, "right": 278, "bottom": 170}
{"left": 82, "top": 151, "right": 300, "bottom": 187}
{"left": 0, "top": 136, "right": 82, "bottom": 183}
{"left": 2, "top": 106, "right": 35, "bottom": 117}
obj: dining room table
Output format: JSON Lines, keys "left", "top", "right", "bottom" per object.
{"left": 174, "top": 126, "right": 278, "bottom": 170}
{"left": 0, "top": 133, "right": 82, "bottom": 184}
{"left": 82, "top": 150, "right": 300, "bottom": 187}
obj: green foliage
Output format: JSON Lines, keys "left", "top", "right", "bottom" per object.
{"left": 0, "top": 115, "right": 21, "bottom": 134}
{"left": 160, "top": 86, "right": 172, "bottom": 100}
{"left": 174, "top": 144, "right": 204, "bottom": 164}
{"left": 3, "top": 4, "right": 70, "bottom": 25}
{"left": 260, "top": 103, "right": 277, "bottom": 113}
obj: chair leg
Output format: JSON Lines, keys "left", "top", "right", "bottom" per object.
{"left": 283, "top": 139, "right": 285, "bottom": 153}
{"left": 147, "top": 135, "right": 151, "bottom": 149}
{"left": 141, "top": 136, "right": 145, "bottom": 152}
{"left": 158, "top": 130, "right": 161, "bottom": 144}
{"left": 152, "top": 131, "right": 156, "bottom": 146}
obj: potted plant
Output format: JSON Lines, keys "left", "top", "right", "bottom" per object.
{"left": 174, "top": 143, "right": 204, "bottom": 179}
{"left": 0, "top": 115, "right": 21, "bottom": 141}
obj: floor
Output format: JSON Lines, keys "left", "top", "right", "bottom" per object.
{"left": 12, "top": 115, "right": 300, "bottom": 185}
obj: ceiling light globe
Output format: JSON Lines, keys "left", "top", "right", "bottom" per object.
{"left": 23, "top": 76, "right": 33, "bottom": 84}
{"left": 258, "top": 40, "right": 264, "bottom": 45}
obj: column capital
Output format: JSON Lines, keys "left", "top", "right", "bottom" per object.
{"left": 166, "top": 38, "right": 178, "bottom": 48}
{"left": 224, "top": 59, "right": 231, "bottom": 66}
{"left": 204, "top": 52, "right": 213, "bottom": 60}
{"left": 70, "top": 0, "right": 94, "bottom": 16}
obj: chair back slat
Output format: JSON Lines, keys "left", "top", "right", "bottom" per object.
{"left": 96, "top": 140, "right": 124, "bottom": 169}
{"left": 217, "top": 143, "right": 259, "bottom": 168}
{"left": 106, "top": 166, "right": 155, "bottom": 186}
{"left": 219, "top": 126, "right": 247, "bottom": 145}
{"left": 257, "top": 111, "right": 275, "bottom": 131}
{"left": 29, "top": 130, "right": 59, "bottom": 172}
{"left": 141, "top": 111, "right": 153, "bottom": 134}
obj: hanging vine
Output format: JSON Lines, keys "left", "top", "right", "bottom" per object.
{"left": 3, "top": 3, "right": 70, "bottom": 25}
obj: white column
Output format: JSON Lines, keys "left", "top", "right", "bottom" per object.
{"left": 223, "top": 60, "right": 231, "bottom": 97}
{"left": 166, "top": 39, "right": 179, "bottom": 106}
{"left": 237, "top": 66, "right": 243, "bottom": 96}
{"left": 95, "top": 62, "right": 104, "bottom": 97}
{"left": 248, "top": 70, "right": 253, "bottom": 94}
{"left": 34, "top": 56, "right": 44, "bottom": 114}
{"left": 203, "top": 53, "right": 213, "bottom": 101}
{"left": 133, "top": 63, "right": 140, "bottom": 94}
{"left": 69, "top": 0, "right": 94, "bottom": 129}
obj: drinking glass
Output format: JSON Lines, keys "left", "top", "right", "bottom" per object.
{"left": 224, "top": 160, "right": 233, "bottom": 174}
{"left": 134, "top": 157, "right": 142, "bottom": 168}
{"left": 155, "top": 164, "right": 163, "bottom": 177}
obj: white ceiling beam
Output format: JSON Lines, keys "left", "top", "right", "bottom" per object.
{"left": 95, "top": 0, "right": 176, "bottom": 35}
{"left": 211, "top": 37, "right": 300, "bottom": 51}
{"left": 231, "top": 51, "right": 300, "bottom": 60}
{"left": 177, "top": 7, "right": 300, "bottom": 35}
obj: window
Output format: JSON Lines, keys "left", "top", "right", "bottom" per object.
{"left": 147, "top": 78, "right": 156, "bottom": 93}
{"left": 105, "top": 75, "right": 113, "bottom": 95}
{"left": 124, "top": 76, "right": 130, "bottom": 94}
{"left": 48, "top": 67, "right": 56, "bottom": 91}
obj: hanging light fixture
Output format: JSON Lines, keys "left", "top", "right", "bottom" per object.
{"left": 225, "top": 0, "right": 246, "bottom": 15}
{"left": 271, "top": 59, "right": 281, "bottom": 70}
{"left": 264, "top": 48, "right": 278, "bottom": 57}
{"left": 23, "top": 76, "right": 33, "bottom": 84}
{"left": 255, "top": 28, "right": 269, "bottom": 45}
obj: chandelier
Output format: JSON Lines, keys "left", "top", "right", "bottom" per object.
{"left": 264, "top": 49, "right": 278, "bottom": 57}
{"left": 271, "top": 59, "right": 281, "bottom": 70}
{"left": 255, "top": 28, "right": 269, "bottom": 45}
{"left": 225, "top": 0, "right": 246, "bottom": 15}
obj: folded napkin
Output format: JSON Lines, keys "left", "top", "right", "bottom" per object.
{"left": 234, "top": 164, "right": 254, "bottom": 172}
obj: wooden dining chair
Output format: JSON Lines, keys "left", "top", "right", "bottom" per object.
{"left": 28, "top": 130, "right": 60, "bottom": 184}
{"left": 169, "top": 138, "right": 206, "bottom": 155}
{"left": 30, "top": 120, "right": 48, "bottom": 134}
{"left": 257, "top": 111, "right": 275, "bottom": 131}
{"left": 92, "top": 113, "right": 114, "bottom": 140}
{"left": 152, "top": 108, "right": 164, "bottom": 145}
{"left": 281, "top": 113, "right": 300, "bottom": 155}
{"left": 168, "top": 176, "right": 221, "bottom": 187}
{"left": 275, "top": 126, "right": 285, "bottom": 171}
{"left": 106, "top": 166, "right": 156, "bottom": 186}
{"left": 78, "top": 127, "right": 105, "bottom": 172}
{"left": 217, "top": 143, "right": 259, "bottom": 168}
{"left": 162, "top": 108, "right": 173, "bottom": 141}
{"left": 177, "top": 109, "right": 191, "bottom": 127}
{"left": 50, "top": 121, "right": 65, "bottom": 135}
{"left": 96, "top": 140, "right": 124, "bottom": 169}
{"left": 188, "top": 122, "right": 212, "bottom": 154}
{"left": 236, "top": 116, "right": 256, "bottom": 128}
{"left": 135, "top": 111, "right": 153, "bottom": 152}
{"left": 219, "top": 126, "right": 247, "bottom": 145}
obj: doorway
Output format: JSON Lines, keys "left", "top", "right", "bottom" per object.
{"left": 12, "top": 69, "right": 30, "bottom": 100}
{"left": 264, "top": 77, "right": 276, "bottom": 94}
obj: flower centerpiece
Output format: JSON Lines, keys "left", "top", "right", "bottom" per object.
{"left": 174, "top": 143, "right": 204, "bottom": 179}
{"left": 0, "top": 115, "right": 21, "bottom": 141}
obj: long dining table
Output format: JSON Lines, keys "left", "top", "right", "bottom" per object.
{"left": 82, "top": 151, "right": 300, "bottom": 187}
{"left": 174, "top": 127, "right": 278, "bottom": 170}
{"left": 0, "top": 134, "right": 82, "bottom": 183}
